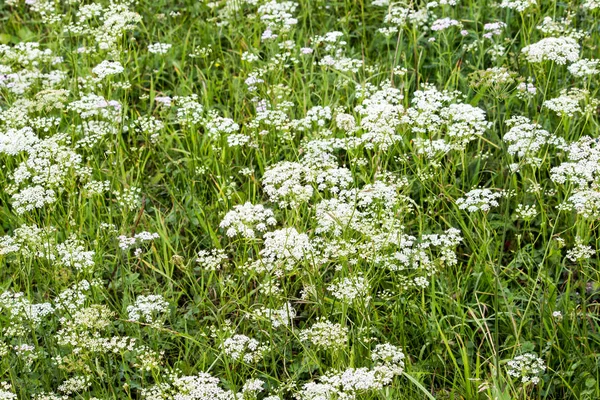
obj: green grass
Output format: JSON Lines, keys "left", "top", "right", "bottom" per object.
{"left": 0, "top": 0, "right": 600, "bottom": 399}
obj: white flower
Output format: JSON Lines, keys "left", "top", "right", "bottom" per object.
{"left": 506, "top": 353, "right": 546, "bottom": 385}
{"left": 327, "top": 276, "right": 370, "bottom": 303}
{"left": 300, "top": 319, "right": 348, "bottom": 349}
{"left": 499, "top": 0, "right": 537, "bottom": 12}
{"left": 92, "top": 60, "right": 124, "bottom": 79}
{"left": 220, "top": 202, "right": 277, "bottom": 238}
{"left": 521, "top": 37, "right": 580, "bottom": 65}
{"left": 456, "top": 188, "right": 503, "bottom": 212}
{"left": 568, "top": 59, "right": 600, "bottom": 77}
{"left": 148, "top": 42, "right": 172, "bottom": 54}
{"left": 127, "top": 294, "right": 169, "bottom": 324}
{"left": 566, "top": 237, "right": 595, "bottom": 262}
{"left": 430, "top": 18, "right": 461, "bottom": 31}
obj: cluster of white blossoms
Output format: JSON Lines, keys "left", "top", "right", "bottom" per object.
{"left": 498, "top": 0, "right": 537, "bottom": 12}
{"left": 196, "top": 248, "right": 228, "bottom": 271}
{"left": 262, "top": 161, "right": 316, "bottom": 207}
{"left": 353, "top": 83, "right": 404, "bottom": 150}
{"left": 582, "top": 0, "right": 600, "bottom": 10}
{"left": 220, "top": 202, "right": 277, "bottom": 238}
{"left": 506, "top": 353, "right": 546, "bottom": 385}
{"left": 566, "top": 190, "right": 600, "bottom": 219}
{"left": 403, "top": 84, "right": 491, "bottom": 157}
{"left": 568, "top": 59, "right": 600, "bottom": 77}
{"left": 91, "top": 60, "right": 124, "bottom": 79}
{"left": 141, "top": 371, "right": 265, "bottom": 400}
{"left": 430, "top": 18, "right": 462, "bottom": 32}
{"left": 0, "top": 382, "right": 16, "bottom": 400}
{"left": 456, "top": 188, "right": 503, "bottom": 212}
{"left": 253, "top": 302, "right": 296, "bottom": 328}
{"left": 118, "top": 231, "right": 160, "bottom": 253}
{"left": 327, "top": 275, "right": 371, "bottom": 303}
{"left": 314, "top": 31, "right": 363, "bottom": 73}
{"left": 483, "top": 22, "right": 507, "bottom": 38}
{"left": 544, "top": 88, "right": 598, "bottom": 117}
{"left": 126, "top": 294, "right": 169, "bottom": 324}
{"left": 148, "top": 42, "right": 172, "bottom": 54}
{"left": 57, "top": 376, "right": 91, "bottom": 395}
{"left": 514, "top": 204, "right": 538, "bottom": 220}
{"left": 551, "top": 136, "right": 600, "bottom": 188}
{"left": 0, "top": 225, "right": 95, "bottom": 272}
{"left": 521, "top": 36, "right": 580, "bottom": 64}
{"left": 298, "top": 344, "right": 405, "bottom": 400}
{"left": 256, "top": 228, "right": 314, "bottom": 274}
{"left": 221, "top": 334, "right": 268, "bottom": 363}
{"left": 503, "top": 115, "right": 565, "bottom": 165}
{"left": 565, "top": 237, "right": 596, "bottom": 262}
{"left": 300, "top": 319, "right": 349, "bottom": 349}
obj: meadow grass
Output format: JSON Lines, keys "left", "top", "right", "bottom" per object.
{"left": 0, "top": 0, "right": 600, "bottom": 399}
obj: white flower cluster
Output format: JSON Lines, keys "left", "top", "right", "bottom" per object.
{"left": 64, "top": 3, "right": 142, "bottom": 51}
{"left": 568, "top": 59, "right": 600, "bottom": 77}
{"left": 92, "top": 60, "right": 124, "bottom": 79}
{"left": 551, "top": 136, "right": 600, "bottom": 188}
{"left": 261, "top": 162, "right": 315, "bottom": 207}
{"left": 141, "top": 372, "right": 236, "bottom": 400}
{"left": 430, "top": 18, "right": 461, "bottom": 32}
{"left": 503, "top": 115, "right": 565, "bottom": 165}
{"left": 0, "top": 382, "right": 16, "bottom": 400}
{"left": 0, "top": 225, "right": 95, "bottom": 272}
{"left": 258, "top": 0, "right": 298, "bottom": 36}
{"left": 354, "top": 83, "right": 404, "bottom": 150}
{"left": 196, "top": 248, "right": 228, "bottom": 271}
{"left": 298, "top": 343, "right": 405, "bottom": 400}
{"left": 148, "top": 42, "right": 172, "bottom": 54}
{"left": 582, "top": 0, "right": 600, "bottom": 10}
{"left": 506, "top": 353, "right": 546, "bottom": 385}
{"left": 253, "top": 302, "right": 296, "bottom": 328}
{"left": 118, "top": 231, "right": 160, "bottom": 251}
{"left": 256, "top": 228, "right": 313, "bottom": 274}
{"left": 220, "top": 202, "right": 277, "bottom": 238}
{"left": 221, "top": 334, "right": 268, "bottom": 363}
{"left": 300, "top": 319, "right": 349, "bottom": 349}
{"left": 567, "top": 190, "right": 600, "bottom": 219}
{"left": 57, "top": 376, "right": 91, "bottom": 395}
{"left": 483, "top": 22, "right": 506, "bottom": 38}
{"left": 514, "top": 204, "right": 538, "bottom": 220}
{"left": 498, "top": 0, "right": 537, "bottom": 12}
{"left": 544, "top": 88, "right": 598, "bottom": 117}
{"left": 127, "top": 294, "right": 169, "bottom": 324}
{"left": 0, "top": 291, "right": 53, "bottom": 336}
{"left": 403, "top": 84, "right": 491, "bottom": 157}
{"left": 327, "top": 276, "right": 371, "bottom": 303}
{"left": 456, "top": 188, "right": 503, "bottom": 212}
{"left": 521, "top": 37, "right": 580, "bottom": 65}
{"left": 565, "top": 238, "right": 595, "bottom": 262}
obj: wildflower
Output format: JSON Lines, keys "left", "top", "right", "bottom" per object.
{"left": 220, "top": 202, "right": 277, "bottom": 238}
{"left": 328, "top": 276, "right": 371, "bottom": 303}
{"left": 566, "top": 238, "right": 595, "bottom": 262}
{"left": 300, "top": 319, "right": 349, "bottom": 349}
{"left": 127, "top": 294, "right": 169, "bottom": 324}
{"left": 430, "top": 18, "right": 461, "bottom": 31}
{"left": 148, "top": 42, "right": 172, "bottom": 54}
{"left": 222, "top": 334, "right": 268, "bottom": 363}
{"left": 568, "top": 59, "right": 600, "bottom": 77}
{"left": 92, "top": 60, "right": 124, "bottom": 79}
{"left": 498, "top": 0, "right": 537, "bottom": 12}
{"left": 456, "top": 188, "right": 503, "bottom": 212}
{"left": 521, "top": 37, "right": 580, "bottom": 65}
{"left": 506, "top": 353, "right": 546, "bottom": 385}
